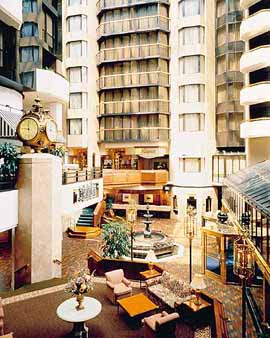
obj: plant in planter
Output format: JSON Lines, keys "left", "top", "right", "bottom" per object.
{"left": 42, "top": 145, "right": 66, "bottom": 158}
{"left": 0, "top": 143, "right": 19, "bottom": 185}
{"left": 101, "top": 219, "right": 131, "bottom": 259}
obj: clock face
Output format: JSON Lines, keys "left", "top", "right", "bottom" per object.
{"left": 46, "top": 120, "right": 58, "bottom": 142}
{"left": 18, "top": 118, "right": 38, "bottom": 141}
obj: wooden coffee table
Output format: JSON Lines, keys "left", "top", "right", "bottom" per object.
{"left": 139, "top": 269, "right": 162, "bottom": 288}
{"left": 117, "top": 293, "right": 158, "bottom": 318}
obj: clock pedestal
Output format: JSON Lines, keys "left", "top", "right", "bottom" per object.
{"left": 15, "top": 153, "right": 62, "bottom": 284}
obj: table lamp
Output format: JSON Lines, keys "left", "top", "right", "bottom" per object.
{"left": 145, "top": 250, "right": 157, "bottom": 273}
{"left": 190, "top": 273, "right": 206, "bottom": 306}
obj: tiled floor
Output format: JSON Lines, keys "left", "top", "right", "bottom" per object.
{"left": 0, "top": 217, "right": 258, "bottom": 337}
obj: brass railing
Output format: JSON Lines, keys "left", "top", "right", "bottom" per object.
{"left": 98, "top": 71, "right": 169, "bottom": 90}
{"left": 97, "top": 43, "right": 170, "bottom": 64}
{"left": 98, "top": 99, "right": 170, "bottom": 115}
{"left": 97, "top": 0, "right": 169, "bottom": 14}
{"left": 98, "top": 127, "right": 169, "bottom": 142}
{"left": 62, "top": 168, "right": 102, "bottom": 185}
{"left": 97, "top": 15, "right": 169, "bottom": 38}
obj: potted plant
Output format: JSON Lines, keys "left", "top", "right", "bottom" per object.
{"left": 0, "top": 142, "right": 19, "bottom": 190}
{"left": 101, "top": 219, "right": 131, "bottom": 259}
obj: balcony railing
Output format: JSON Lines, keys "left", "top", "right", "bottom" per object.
{"left": 97, "top": 43, "right": 170, "bottom": 65}
{"left": 97, "top": 0, "right": 169, "bottom": 14}
{"left": 98, "top": 127, "right": 169, "bottom": 142}
{"left": 98, "top": 71, "right": 169, "bottom": 90}
{"left": 98, "top": 99, "right": 170, "bottom": 116}
{"left": 216, "top": 41, "right": 245, "bottom": 57}
{"left": 212, "top": 153, "right": 246, "bottom": 184}
{"left": 42, "top": 30, "right": 56, "bottom": 53}
{"left": 62, "top": 168, "right": 102, "bottom": 185}
{"left": 97, "top": 15, "right": 169, "bottom": 39}
{"left": 216, "top": 71, "right": 244, "bottom": 85}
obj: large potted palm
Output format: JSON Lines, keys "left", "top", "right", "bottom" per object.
{"left": 0, "top": 143, "right": 19, "bottom": 190}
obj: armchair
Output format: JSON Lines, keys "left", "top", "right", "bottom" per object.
{"left": 142, "top": 311, "right": 179, "bottom": 338}
{"left": 0, "top": 297, "right": 4, "bottom": 335}
{"left": 105, "top": 269, "right": 132, "bottom": 304}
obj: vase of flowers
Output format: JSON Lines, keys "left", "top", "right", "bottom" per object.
{"left": 66, "top": 269, "right": 95, "bottom": 311}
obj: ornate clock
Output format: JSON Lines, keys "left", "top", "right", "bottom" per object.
{"left": 16, "top": 98, "right": 59, "bottom": 151}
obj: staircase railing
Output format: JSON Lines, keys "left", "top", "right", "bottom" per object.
{"left": 93, "top": 200, "right": 106, "bottom": 227}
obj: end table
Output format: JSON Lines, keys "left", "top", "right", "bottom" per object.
{"left": 139, "top": 269, "right": 162, "bottom": 288}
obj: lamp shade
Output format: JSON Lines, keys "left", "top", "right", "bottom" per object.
{"left": 190, "top": 274, "right": 206, "bottom": 290}
{"left": 145, "top": 250, "right": 157, "bottom": 262}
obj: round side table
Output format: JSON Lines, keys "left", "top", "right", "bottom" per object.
{"left": 57, "top": 296, "right": 102, "bottom": 338}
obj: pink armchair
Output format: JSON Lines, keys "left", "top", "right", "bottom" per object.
{"left": 105, "top": 269, "right": 132, "bottom": 304}
{"left": 142, "top": 311, "right": 179, "bottom": 338}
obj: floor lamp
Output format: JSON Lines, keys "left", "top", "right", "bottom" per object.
{"left": 233, "top": 235, "right": 255, "bottom": 338}
{"left": 184, "top": 206, "right": 197, "bottom": 283}
{"left": 126, "top": 200, "right": 137, "bottom": 261}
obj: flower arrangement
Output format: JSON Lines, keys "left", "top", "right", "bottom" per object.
{"left": 66, "top": 269, "right": 95, "bottom": 296}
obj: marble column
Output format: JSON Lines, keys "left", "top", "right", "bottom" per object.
{"left": 15, "top": 153, "right": 62, "bottom": 283}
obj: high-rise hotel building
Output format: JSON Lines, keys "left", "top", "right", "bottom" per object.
{"left": 170, "top": 0, "right": 217, "bottom": 219}
{"left": 97, "top": 0, "right": 170, "bottom": 170}
{"left": 240, "top": 0, "right": 270, "bottom": 166}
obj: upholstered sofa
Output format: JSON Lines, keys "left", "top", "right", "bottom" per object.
{"left": 146, "top": 271, "right": 194, "bottom": 309}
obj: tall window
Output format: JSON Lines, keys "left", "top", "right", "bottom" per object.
{"left": 44, "top": 13, "right": 54, "bottom": 48}
{"left": 20, "top": 47, "right": 39, "bottom": 63}
{"left": 22, "top": 0, "right": 38, "bottom": 13}
{"left": 179, "top": 26, "right": 205, "bottom": 46}
{"left": 68, "top": 119, "right": 82, "bottom": 135}
{"left": 179, "top": 0, "right": 204, "bottom": 16}
{"left": 67, "top": 41, "right": 87, "bottom": 58}
{"left": 179, "top": 55, "right": 205, "bottom": 74}
{"left": 68, "top": 67, "right": 88, "bottom": 83}
{"left": 69, "top": 92, "right": 88, "bottom": 109}
{"left": 179, "top": 113, "right": 205, "bottom": 131}
{"left": 20, "top": 72, "right": 34, "bottom": 88}
{"left": 0, "top": 30, "right": 3, "bottom": 68}
{"left": 67, "top": 15, "right": 87, "bottom": 32}
{"left": 21, "top": 22, "right": 38, "bottom": 38}
{"left": 180, "top": 158, "right": 204, "bottom": 173}
{"left": 179, "top": 84, "right": 205, "bottom": 103}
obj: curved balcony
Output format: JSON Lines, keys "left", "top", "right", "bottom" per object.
{"left": 0, "top": 0, "right": 22, "bottom": 29}
{"left": 97, "top": 0, "right": 169, "bottom": 16}
{"left": 97, "top": 43, "right": 170, "bottom": 65}
{"left": 240, "top": 82, "right": 270, "bottom": 105}
{"left": 240, "top": 10, "right": 270, "bottom": 41}
{"left": 216, "top": 41, "right": 244, "bottom": 57}
{"left": 97, "top": 15, "right": 169, "bottom": 40}
{"left": 240, "top": 118, "right": 270, "bottom": 138}
{"left": 98, "top": 99, "right": 169, "bottom": 116}
{"left": 66, "top": 5, "right": 88, "bottom": 18}
{"left": 98, "top": 71, "right": 169, "bottom": 90}
{"left": 240, "top": 0, "right": 260, "bottom": 10}
{"left": 98, "top": 127, "right": 169, "bottom": 143}
{"left": 217, "top": 11, "right": 242, "bottom": 29}
{"left": 240, "top": 46, "right": 270, "bottom": 73}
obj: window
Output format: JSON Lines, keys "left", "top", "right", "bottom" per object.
{"left": 179, "top": 0, "right": 204, "bottom": 16}
{"left": 20, "top": 72, "right": 34, "bottom": 88}
{"left": 0, "top": 30, "right": 3, "bottom": 67}
{"left": 44, "top": 13, "right": 54, "bottom": 48}
{"left": 22, "top": 0, "right": 38, "bottom": 13}
{"left": 67, "top": 41, "right": 87, "bottom": 58}
{"left": 179, "top": 26, "right": 204, "bottom": 46}
{"left": 179, "top": 84, "right": 205, "bottom": 103}
{"left": 67, "top": 15, "right": 87, "bottom": 32}
{"left": 180, "top": 158, "right": 203, "bottom": 173}
{"left": 179, "top": 113, "right": 205, "bottom": 131}
{"left": 20, "top": 47, "right": 39, "bottom": 63}
{"left": 68, "top": 67, "right": 88, "bottom": 83}
{"left": 68, "top": 119, "right": 82, "bottom": 135}
{"left": 68, "top": 0, "right": 87, "bottom": 6}
{"left": 179, "top": 55, "right": 205, "bottom": 74}
{"left": 69, "top": 92, "right": 88, "bottom": 109}
{"left": 21, "top": 23, "right": 38, "bottom": 38}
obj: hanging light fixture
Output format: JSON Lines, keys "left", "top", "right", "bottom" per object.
{"left": 233, "top": 235, "right": 255, "bottom": 338}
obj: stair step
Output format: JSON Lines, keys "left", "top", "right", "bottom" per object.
{"left": 79, "top": 216, "right": 93, "bottom": 220}
{"left": 77, "top": 221, "right": 92, "bottom": 226}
